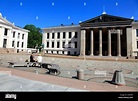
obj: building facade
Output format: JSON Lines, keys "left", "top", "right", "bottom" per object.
{"left": 42, "top": 25, "right": 80, "bottom": 55}
{"left": 42, "top": 14, "right": 138, "bottom": 57}
{"left": 0, "top": 13, "right": 29, "bottom": 53}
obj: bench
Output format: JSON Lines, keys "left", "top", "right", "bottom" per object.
{"left": 8, "top": 61, "right": 60, "bottom": 76}
{"left": 8, "top": 61, "right": 40, "bottom": 68}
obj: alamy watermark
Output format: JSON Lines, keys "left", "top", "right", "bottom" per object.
{"left": 5, "top": 93, "right": 17, "bottom": 99}
{"left": 94, "top": 70, "right": 107, "bottom": 77}
{"left": 64, "top": 43, "right": 75, "bottom": 48}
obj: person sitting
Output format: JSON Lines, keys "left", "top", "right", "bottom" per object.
{"left": 37, "top": 54, "right": 43, "bottom": 63}
{"left": 37, "top": 54, "right": 43, "bottom": 68}
{"left": 30, "top": 53, "right": 37, "bottom": 66}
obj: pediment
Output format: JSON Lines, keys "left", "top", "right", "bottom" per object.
{"left": 81, "top": 14, "right": 133, "bottom": 24}
{"left": 0, "top": 16, "right": 14, "bottom": 26}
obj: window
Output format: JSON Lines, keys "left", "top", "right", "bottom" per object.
{"left": 13, "top": 32, "right": 15, "bottom": 38}
{"left": 12, "top": 41, "right": 15, "bottom": 47}
{"left": 4, "top": 28, "right": 8, "bottom": 36}
{"left": 68, "top": 51, "right": 70, "bottom": 55}
{"left": 63, "top": 32, "right": 66, "bottom": 38}
{"left": 57, "top": 32, "right": 60, "bottom": 39}
{"left": 22, "top": 34, "right": 24, "bottom": 39}
{"left": 74, "top": 51, "right": 77, "bottom": 55}
{"left": 18, "top": 33, "right": 20, "bottom": 39}
{"left": 75, "top": 42, "right": 77, "bottom": 48}
{"left": 69, "top": 32, "right": 72, "bottom": 38}
{"left": 52, "top": 42, "right": 54, "bottom": 48}
{"left": 137, "top": 41, "right": 138, "bottom": 48}
{"left": 75, "top": 32, "right": 78, "bottom": 38}
{"left": 57, "top": 42, "right": 60, "bottom": 48}
{"left": 68, "top": 42, "right": 71, "bottom": 48}
{"left": 3, "top": 39, "right": 7, "bottom": 48}
{"left": 47, "top": 33, "right": 49, "bottom": 39}
{"left": 52, "top": 33, "right": 54, "bottom": 39}
{"left": 17, "top": 41, "right": 19, "bottom": 47}
{"left": 63, "top": 42, "right": 65, "bottom": 48}
{"left": 21, "top": 42, "right": 24, "bottom": 48}
{"left": 136, "top": 29, "right": 138, "bottom": 37}
{"left": 47, "top": 42, "right": 49, "bottom": 48}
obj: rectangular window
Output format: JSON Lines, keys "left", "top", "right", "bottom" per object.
{"left": 52, "top": 42, "right": 54, "bottom": 48}
{"left": 21, "top": 42, "right": 24, "bottom": 48}
{"left": 63, "top": 32, "right": 66, "bottom": 38}
{"left": 75, "top": 42, "right": 77, "bottom": 48}
{"left": 57, "top": 42, "right": 60, "bottom": 48}
{"left": 68, "top": 42, "right": 71, "bottom": 48}
{"left": 63, "top": 42, "right": 65, "bottom": 48}
{"left": 74, "top": 51, "right": 77, "bottom": 55}
{"left": 69, "top": 32, "right": 72, "bottom": 38}
{"left": 3, "top": 39, "right": 7, "bottom": 48}
{"left": 52, "top": 33, "right": 54, "bottom": 39}
{"left": 57, "top": 32, "right": 60, "bottom": 39}
{"left": 136, "top": 29, "right": 138, "bottom": 37}
{"left": 17, "top": 41, "right": 19, "bottom": 47}
{"left": 18, "top": 33, "right": 20, "bottom": 39}
{"left": 4, "top": 28, "right": 8, "bottom": 36}
{"left": 75, "top": 32, "right": 78, "bottom": 38}
{"left": 47, "top": 33, "right": 49, "bottom": 39}
{"left": 12, "top": 41, "right": 15, "bottom": 47}
{"left": 13, "top": 31, "right": 15, "bottom": 38}
{"left": 22, "top": 34, "right": 24, "bottom": 39}
{"left": 47, "top": 42, "right": 49, "bottom": 48}
{"left": 137, "top": 41, "right": 138, "bottom": 49}
{"left": 68, "top": 51, "right": 70, "bottom": 55}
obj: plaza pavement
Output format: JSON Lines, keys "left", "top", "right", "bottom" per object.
{"left": 0, "top": 53, "right": 138, "bottom": 92}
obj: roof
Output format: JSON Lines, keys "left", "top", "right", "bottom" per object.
{"left": 80, "top": 14, "right": 133, "bottom": 24}
{"left": 0, "top": 14, "right": 29, "bottom": 32}
{"left": 80, "top": 14, "right": 134, "bottom": 27}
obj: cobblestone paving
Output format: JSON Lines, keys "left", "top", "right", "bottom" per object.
{"left": 0, "top": 53, "right": 138, "bottom": 88}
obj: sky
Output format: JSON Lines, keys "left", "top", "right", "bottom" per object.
{"left": 0, "top": 0, "right": 138, "bottom": 28}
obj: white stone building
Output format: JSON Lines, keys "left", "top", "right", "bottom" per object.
{"left": 43, "top": 13, "right": 138, "bottom": 58}
{"left": 0, "top": 13, "right": 29, "bottom": 53}
{"left": 42, "top": 25, "right": 80, "bottom": 55}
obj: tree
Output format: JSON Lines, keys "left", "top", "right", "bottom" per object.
{"left": 23, "top": 24, "right": 42, "bottom": 48}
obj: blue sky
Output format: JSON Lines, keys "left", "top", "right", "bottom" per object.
{"left": 0, "top": 0, "right": 138, "bottom": 28}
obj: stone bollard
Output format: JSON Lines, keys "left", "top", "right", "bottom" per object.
{"left": 77, "top": 69, "right": 84, "bottom": 80}
{"left": 111, "top": 70, "right": 126, "bottom": 86}
{"left": 34, "top": 69, "right": 38, "bottom": 74}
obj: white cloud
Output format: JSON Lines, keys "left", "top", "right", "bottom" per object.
{"left": 116, "top": 2, "right": 118, "bottom": 6}
{"left": 20, "top": 2, "right": 23, "bottom": 6}
{"left": 68, "top": 16, "right": 70, "bottom": 20}
{"left": 52, "top": 2, "right": 54, "bottom": 6}
{"left": 84, "top": 2, "right": 86, "bottom": 6}
{"left": 36, "top": 16, "right": 39, "bottom": 20}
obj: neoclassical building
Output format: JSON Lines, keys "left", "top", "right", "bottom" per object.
{"left": 0, "top": 13, "right": 29, "bottom": 53}
{"left": 42, "top": 13, "right": 138, "bottom": 57}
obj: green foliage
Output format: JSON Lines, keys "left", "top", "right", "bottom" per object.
{"left": 23, "top": 24, "right": 42, "bottom": 48}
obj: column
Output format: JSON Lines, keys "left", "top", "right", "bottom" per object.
{"left": 90, "top": 30, "right": 94, "bottom": 56}
{"left": 99, "top": 29, "right": 102, "bottom": 56}
{"left": 80, "top": 30, "right": 86, "bottom": 56}
{"left": 108, "top": 30, "right": 111, "bottom": 56}
{"left": 117, "top": 30, "right": 121, "bottom": 56}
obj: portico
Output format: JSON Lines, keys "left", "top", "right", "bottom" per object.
{"left": 80, "top": 14, "right": 133, "bottom": 57}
